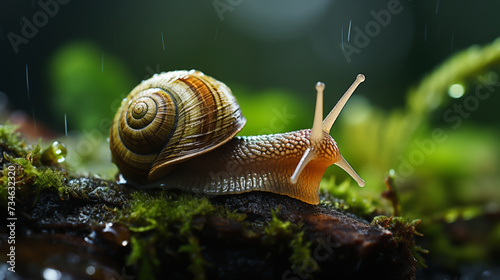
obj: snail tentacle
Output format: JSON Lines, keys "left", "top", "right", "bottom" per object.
{"left": 322, "top": 74, "right": 365, "bottom": 133}
{"left": 290, "top": 75, "right": 365, "bottom": 187}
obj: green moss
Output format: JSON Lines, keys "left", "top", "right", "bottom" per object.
{"left": 123, "top": 191, "right": 216, "bottom": 234}
{"left": 5, "top": 146, "right": 69, "bottom": 197}
{"left": 35, "top": 168, "right": 68, "bottom": 198}
{"left": 288, "top": 230, "right": 312, "bottom": 271}
{"left": 0, "top": 122, "right": 119, "bottom": 206}
{"left": 0, "top": 123, "right": 27, "bottom": 157}
{"left": 127, "top": 235, "right": 160, "bottom": 280}
{"left": 264, "top": 208, "right": 312, "bottom": 273}
{"left": 221, "top": 207, "right": 247, "bottom": 222}
{"left": 0, "top": 168, "right": 11, "bottom": 207}
{"left": 0, "top": 124, "right": 33, "bottom": 207}
{"left": 371, "top": 216, "right": 428, "bottom": 268}
{"left": 7, "top": 156, "right": 37, "bottom": 179}
{"left": 119, "top": 193, "right": 314, "bottom": 279}
{"left": 0, "top": 125, "right": 71, "bottom": 206}
{"left": 319, "top": 177, "right": 378, "bottom": 218}
{"left": 178, "top": 236, "right": 207, "bottom": 280}
{"left": 264, "top": 208, "right": 293, "bottom": 236}
{"left": 23, "top": 143, "right": 42, "bottom": 167}
{"left": 119, "top": 191, "right": 235, "bottom": 279}
{"left": 1, "top": 153, "right": 38, "bottom": 208}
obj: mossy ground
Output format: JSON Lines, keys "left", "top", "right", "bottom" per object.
{"left": 115, "top": 191, "right": 313, "bottom": 279}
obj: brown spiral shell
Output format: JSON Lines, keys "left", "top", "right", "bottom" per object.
{"left": 109, "top": 70, "right": 247, "bottom": 181}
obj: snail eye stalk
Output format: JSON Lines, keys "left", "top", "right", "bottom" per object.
{"left": 322, "top": 74, "right": 365, "bottom": 134}
{"left": 290, "top": 74, "right": 366, "bottom": 187}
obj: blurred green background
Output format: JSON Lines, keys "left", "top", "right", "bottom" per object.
{"left": 1, "top": 0, "right": 500, "bottom": 278}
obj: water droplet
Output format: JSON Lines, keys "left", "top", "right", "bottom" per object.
{"left": 86, "top": 266, "right": 96, "bottom": 275}
{"left": 64, "top": 114, "right": 68, "bottom": 136}
{"left": 26, "top": 64, "right": 30, "bottom": 100}
{"left": 117, "top": 174, "right": 128, "bottom": 185}
{"left": 347, "top": 20, "right": 352, "bottom": 42}
{"left": 389, "top": 169, "right": 395, "bottom": 177}
{"left": 161, "top": 31, "right": 165, "bottom": 51}
{"left": 100, "top": 223, "right": 131, "bottom": 247}
{"left": 41, "top": 141, "right": 68, "bottom": 165}
{"left": 448, "top": 83, "right": 465, "bottom": 98}
{"left": 43, "top": 268, "right": 61, "bottom": 280}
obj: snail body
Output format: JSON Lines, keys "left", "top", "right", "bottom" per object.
{"left": 110, "top": 70, "right": 365, "bottom": 205}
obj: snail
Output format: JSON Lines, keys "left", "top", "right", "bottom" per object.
{"left": 110, "top": 70, "right": 365, "bottom": 205}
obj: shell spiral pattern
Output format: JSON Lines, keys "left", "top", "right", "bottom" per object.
{"left": 110, "top": 70, "right": 246, "bottom": 181}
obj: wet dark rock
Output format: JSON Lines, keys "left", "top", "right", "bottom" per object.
{"left": 211, "top": 192, "right": 414, "bottom": 280}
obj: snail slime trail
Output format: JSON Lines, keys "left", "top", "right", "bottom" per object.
{"left": 110, "top": 70, "right": 366, "bottom": 205}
